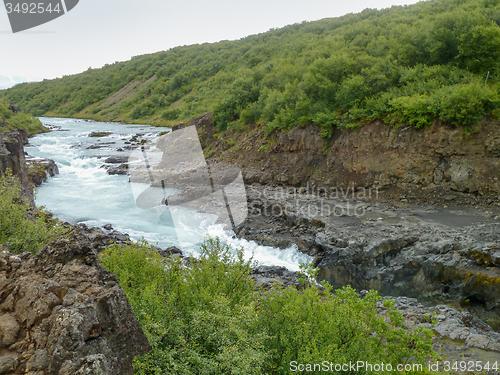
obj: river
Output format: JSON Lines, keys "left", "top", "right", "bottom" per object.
{"left": 28, "top": 117, "right": 311, "bottom": 270}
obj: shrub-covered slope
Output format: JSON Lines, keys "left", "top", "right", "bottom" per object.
{"left": 2, "top": 0, "right": 500, "bottom": 134}
{"left": 0, "top": 101, "right": 47, "bottom": 136}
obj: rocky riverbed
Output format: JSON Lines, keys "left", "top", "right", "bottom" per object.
{"left": 234, "top": 185, "right": 500, "bottom": 329}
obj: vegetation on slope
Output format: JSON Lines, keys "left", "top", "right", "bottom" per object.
{"left": 0, "top": 101, "right": 48, "bottom": 136}
{"left": 0, "top": 173, "right": 64, "bottom": 253}
{"left": 2, "top": 0, "right": 500, "bottom": 136}
{"left": 101, "top": 238, "right": 438, "bottom": 375}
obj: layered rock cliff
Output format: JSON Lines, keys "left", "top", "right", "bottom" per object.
{"left": 181, "top": 114, "right": 500, "bottom": 207}
{"left": 0, "top": 130, "right": 33, "bottom": 204}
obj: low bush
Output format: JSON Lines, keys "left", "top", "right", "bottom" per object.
{"left": 101, "top": 237, "right": 438, "bottom": 375}
{"left": 0, "top": 172, "right": 64, "bottom": 253}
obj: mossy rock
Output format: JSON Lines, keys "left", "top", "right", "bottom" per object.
{"left": 89, "top": 131, "right": 112, "bottom": 137}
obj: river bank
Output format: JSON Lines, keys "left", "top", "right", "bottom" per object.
{"left": 3, "top": 117, "right": 500, "bottom": 370}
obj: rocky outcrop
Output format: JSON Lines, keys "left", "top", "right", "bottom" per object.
{"left": 26, "top": 156, "right": 59, "bottom": 187}
{"left": 0, "top": 130, "right": 33, "bottom": 203}
{"left": 233, "top": 185, "right": 500, "bottom": 331}
{"left": 314, "top": 222, "right": 500, "bottom": 330}
{"left": 180, "top": 113, "right": 500, "bottom": 206}
{"left": 0, "top": 230, "right": 151, "bottom": 374}
{"left": 376, "top": 296, "right": 500, "bottom": 361}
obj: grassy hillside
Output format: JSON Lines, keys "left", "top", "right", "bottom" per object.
{"left": 0, "top": 101, "right": 48, "bottom": 136}
{"left": 2, "top": 0, "right": 500, "bottom": 137}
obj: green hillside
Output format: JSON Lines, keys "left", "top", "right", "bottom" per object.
{"left": 0, "top": 101, "right": 48, "bottom": 136}
{"left": 2, "top": 0, "right": 500, "bottom": 137}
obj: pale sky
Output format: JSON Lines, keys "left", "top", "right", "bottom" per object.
{"left": 0, "top": 0, "right": 422, "bottom": 89}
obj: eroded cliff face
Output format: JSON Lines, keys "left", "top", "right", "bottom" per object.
{"left": 0, "top": 230, "right": 151, "bottom": 374}
{"left": 184, "top": 114, "right": 500, "bottom": 205}
{"left": 0, "top": 130, "right": 33, "bottom": 203}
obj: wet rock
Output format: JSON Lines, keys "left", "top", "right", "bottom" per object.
{"left": 86, "top": 144, "right": 109, "bottom": 150}
{"left": 89, "top": 131, "right": 111, "bottom": 137}
{"left": 26, "top": 155, "right": 59, "bottom": 186}
{"left": 106, "top": 163, "right": 129, "bottom": 175}
{"left": 104, "top": 156, "right": 129, "bottom": 164}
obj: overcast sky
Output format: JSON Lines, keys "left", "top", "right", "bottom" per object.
{"left": 0, "top": 0, "right": 422, "bottom": 89}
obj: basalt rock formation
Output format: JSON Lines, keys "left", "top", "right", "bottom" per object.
{"left": 0, "top": 130, "right": 33, "bottom": 203}
{"left": 25, "top": 156, "right": 59, "bottom": 187}
{"left": 179, "top": 113, "right": 500, "bottom": 207}
{"left": 0, "top": 230, "right": 151, "bottom": 374}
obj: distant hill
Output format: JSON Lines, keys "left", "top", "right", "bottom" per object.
{"left": 2, "top": 0, "right": 500, "bottom": 137}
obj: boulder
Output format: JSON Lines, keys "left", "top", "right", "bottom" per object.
{"left": 0, "top": 230, "right": 151, "bottom": 374}
{"left": 104, "top": 156, "right": 129, "bottom": 164}
{"left": 25, "top": 155, "right": 59, "bottom": 186}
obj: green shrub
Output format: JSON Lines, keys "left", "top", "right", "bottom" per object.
{"left": 101, "top": 237, "right": 438, "bottom": 375}
{"left": 436, "top": 82, "right": 499, "bottom": 125}
{"left": 0, "top": 102, "right": 47, "bottom": 136}
{"left": 389, "top": 94, "right": 437, "bottom": 128}
{"left": 161, "top": 108, "right": 181, "bottom": 121}
{"left": 101, "top": 238, "right": 267, "bottom": 375}
{"left": 0, "top": 172, "right": 64, "bottom": 253}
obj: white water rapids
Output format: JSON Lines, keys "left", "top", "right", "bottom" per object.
{"left": 28, "top": 117, "right": 311, "bottom": 270}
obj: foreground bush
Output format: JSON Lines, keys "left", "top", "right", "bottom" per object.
{"left": 101, "top": 238, "right": 438, "bottom": 374}
{"left": 0, "top": 172, "right": 64, "bottom": 253}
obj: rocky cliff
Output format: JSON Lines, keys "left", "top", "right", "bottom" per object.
{"left": 0, "top": 131, "right": 33, "bottom": 204}
{"left": 0, "top": 229, "right": 151, "bottom": 374}
{"left": 181, "top": 114, "right": 500, "bottom": 207}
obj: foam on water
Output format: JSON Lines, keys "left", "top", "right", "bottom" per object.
{"left": 30, "top": 118, "right": 311, "bottom": 271}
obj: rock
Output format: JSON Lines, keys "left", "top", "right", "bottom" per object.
{"left": 444, "top": 195, "right": 457, "bottom": 201}
{"left": 0, "top": 231, "right": 151, "bottom": 374}
{"left": 0, "top": 354, "right": 19, "bottom": 374}
{"left": 73, "top": 224, "right": 130, "bottom": 248}
{"left": 89, "top": 131, "right": 111, "bottom": 137}
{"left": 8, "top": 104, "right": 20, "bottom": 113}
{"left": 25, "top": 349, "right": 49, "bottom": 372}
{"left": 234, "top": 185, "right": 500, "bottom": 329}
{"left": 106, "top": 164, "right": 129, "bottom": 175}
{"left": 377, "top": 296, "right": 500, "bottom": 358}
{"left": 158, "top": 246, "right": 183, "bottom": 257}
{"left": 0, "top": 130, "right": 33, "bottom": 204}
{"left": 104, "top": 156, "right": 129, "bottom": 164}
{"left": 25, "top": 155, "right": 59, "bottom": 186}
{"left": 103, "top": 223, "right": 113, "bottom": 230}
{"left": 86, "top": 144, "right": 109, "bottom": 150}
{"left": 0, "top": 314, "right": 20, "bottom": 347}
{"left": 250, "top": 265, "right": 302, "bottom": 289}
